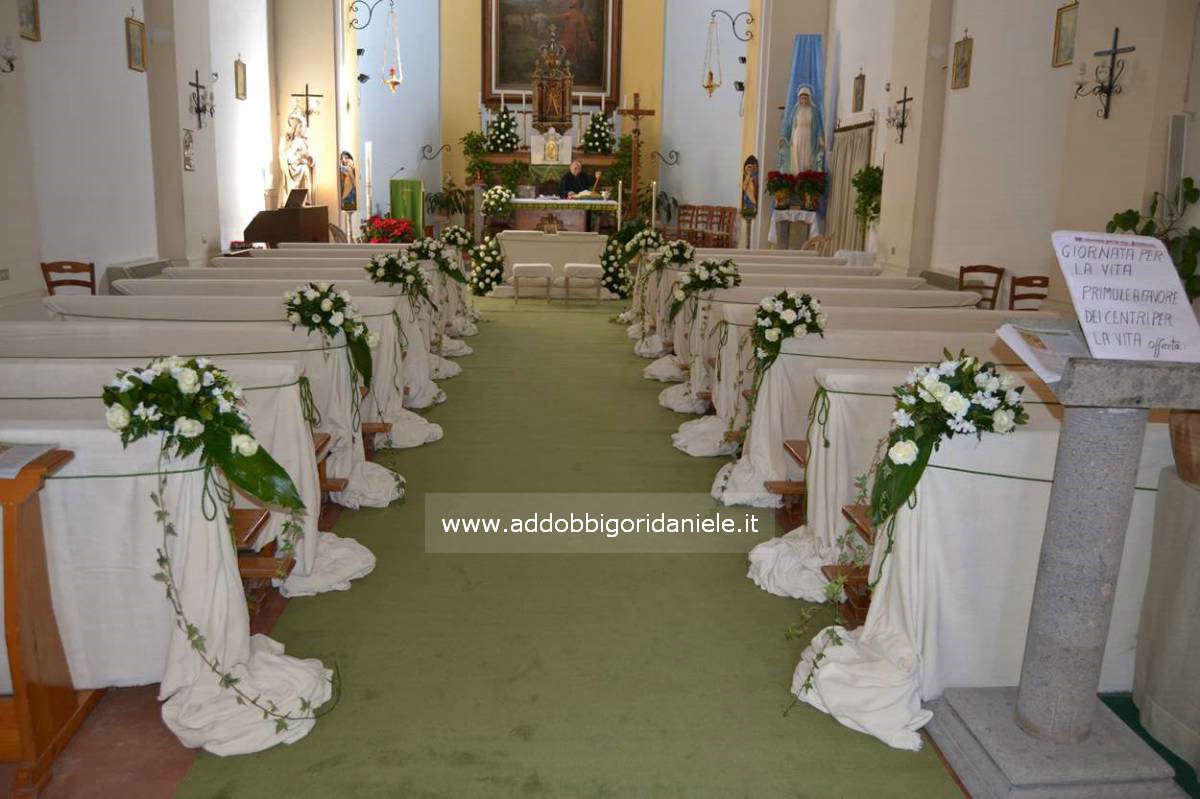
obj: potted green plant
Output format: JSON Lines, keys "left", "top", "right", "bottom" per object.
{"left": 425, "top": 175, "right": 469, "bottom": 232}
{"left": 1108, "top": 177, "right": 1200, "bottom": 486}
{"left": 460, "top": 131, "right": 492, "bottom": 186}
{"left": 851, "top": 165, "right": 883, "bottom": 236}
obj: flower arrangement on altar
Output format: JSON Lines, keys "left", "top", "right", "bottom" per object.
{"left": 649, "top": 239, "right": 696, "bottom": 272}
{"left": 668, "top": 259, "right": 741, "bottom": 322}
{"left": 581, "top": 112, "right": 616, "bottom": 154}
{"left": 440, "top": 225, "right": 472, "bottom": 251}
{"left": 364, "top": 252, "right": 437, "bottom": 309}
{"left": 752, "top": 291, "right": 827, "bottom": 370}
{"left": 407, "top": 236, "right": 465, "bottom": 284}
{"left": 480, "top": 185, "right": 515, "bottom": 217}
{"left": 766, "top": 171, "right": 797, "bottom": 208}
{"left": 102, "top": 357, "right": 331, "bottom": 734}
{"left": 794, "top": 170, "right": 827, "bottom": 211}
{"left": 469, "top": 236, "right": 505, "bottom": 296}
{"left": 284, "top": 282, "right": 378, "bottom": 389}
{"left": 360, "top": 215, "right": 415, "bottom": 244}
{"left": 488, "top": 106, "right": 520, "bottom": 153}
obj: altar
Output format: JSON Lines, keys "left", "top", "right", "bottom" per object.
{"left": 511, "top": 197, "right": 620, "bottom": 232}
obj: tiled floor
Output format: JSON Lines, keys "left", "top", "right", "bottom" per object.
{"left": 0, "top": 590, "right": 289, "bottom": 798}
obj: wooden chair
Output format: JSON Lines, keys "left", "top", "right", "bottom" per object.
{"left": 958, "top": 264, "right": 1006, "bottom": 310}
{"left": 40, "top": 262, "right": 96, "bottom": 296}
{"left": 328, "top": 223, "right": 349, "bottom": 243}
{"left": 705, "top": 206, "right": 737, "bottom": 248}
{"left": 1008, "top": 274, "right": 1050, "bottom": 310}
{"left": 667, "top": 205, "right": 697, "bottom": 241}
{"left": 799, "top": 235, "right": 834, "bottom": 257}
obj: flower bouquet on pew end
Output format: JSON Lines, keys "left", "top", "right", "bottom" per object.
{"left": 469, "top": 236, "right": 505, "bottom": 296}
{"left": 649, "top": 239, "right": 696, "bottom": 272}
{"left": 668, "top": 258, "right": 741, "bottom": 322}
{"left": 284, "top": 282, "right": 379, "bottom": 389}
{"left": 407, "top": 236, "right": 464, "bottom": 283}
{"left": 360, "top": 215, "right": 415, "bottom": 244}
{"left": 752, "top": 291, "right": 827, "bottom": 371}
{"left": 440, "top": 225, "right": 473, "bottom": 252}
{"left": 364, "top": 252, "right": 437, "bottom": 309}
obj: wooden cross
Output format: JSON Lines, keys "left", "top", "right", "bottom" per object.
{"left": 618, "top": 93, "right": 656, "bottom": 219}
{"left": 1093, "top": 28, "right": 1135, "bottom": 119}
{"left": 892, "top": 86, "right": 913, "bottom": 143}
{"left": 188, "top": 69, "right": 209, "bottom": 129}
{"left": 290, "top": 83, "right": 324, "bottom": 126}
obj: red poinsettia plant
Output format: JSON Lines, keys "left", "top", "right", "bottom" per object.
{"left": 766, "top": 171, "right": 797, "bottom": 194}
{"left": 360, "top": 215, "right": 416, "bottom": 244}
{"left": 795, "top": 170, "right": 827, "bottom": 196}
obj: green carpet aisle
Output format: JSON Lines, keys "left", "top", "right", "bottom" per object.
{"left": 176, "top": 300, "right": 962, "bottom": 798}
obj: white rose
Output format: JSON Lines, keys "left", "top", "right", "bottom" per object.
{"left": 900, "top": 393, "right": 917, "bottom": 406}
{"left": 697, "top": 267, "right": 710, "bottom": 280}
{"left": 921, "top": 373, "right": 950, "bottom": 400}
{"left": 992, "top": 408, "right": 1015, "bottom": 433}
{"left": 288, "top": 312, "right": 301, "bottom": 324}
{"left": 283, "top": 291, "right": 294, "bottom": 302}
{"left": 405, "top": 274, "right": 415, "bottom": 284}
{"left": 892, "top": 409, "right": 914, "bottom": 428}
{"left": 230, "top": 432, "right": 259, "bottom": 457}
{"left": 815, "top": 312, "right": 828, "bottom": 328}
{"left": 173, "top": 367, "right": 201, "bottom": 395}
{"left": 999, "top": 374, "right": 1016, "bottom": 390}
{"left": 888, "top": 439, "right": 920, "bottom": 466}
{"left": 376, "top": 268, "right": 386, "bottom": 277}
{"left": 780, "top": 308, "right": 798, "bottom": 324}
{"left": 316, "top": 281, "right": 330, "bottom": 292}
{"left": 105, "top": 404, "right": 131, "bottom": 431}
{"left": 320, "top": 298, "right": 333, "bottom": 312}
{"left": 330, "top": 311, "right": 345, "bottom": 327}
{"left": 674, "top": 288, "right": 686, "bottom": 300}
{"left": 940, "top": 391, "right": 971, "bottom": 417}
{"left": 173, "top": 417, "right": 205, "bottom": 438}
{"left": 202, "top": 370, "right": 216, "bottom": 387}
{"left": 764, "top": 328, "right": 781, "bottom": 342}
{"left": 311, "top": 314, "right": 322, "bottom": 323}
{"left": 304, "top": 289, "right": 318, "bottom": 300}
{"left": 365, "top": 331, "right": 381, "bottom": 349}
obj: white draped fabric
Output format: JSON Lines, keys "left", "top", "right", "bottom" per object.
{"left": 42, "top": 295, "right": 442, "bottom": 451}
{"left": 695, "top": 249, "right": 846, "bottom": 263}
{"left": 0, "top": 422, "right": 332, "bottom": 754}
{"left": 790, "top": 425, "right": 1172, "bottom": 750}
{"left": 713, "top": 330, "right": 1022, "bottom": 507}
{"left": 0, "top": 322, "right": 402, "bottom": 511}
{"left": 113, "top": 278, "right": 447, "bottom": 408}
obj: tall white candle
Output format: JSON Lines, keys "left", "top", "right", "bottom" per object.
{"left": 618, "top": 180, "right": 624, "bottom": 228}
{"left": 651, "top": 180, "right": 657, "bottom": 227}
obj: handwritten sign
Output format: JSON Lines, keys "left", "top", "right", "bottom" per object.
{"left": 1052, "top": 230, "right": 1200, "bottom": 363}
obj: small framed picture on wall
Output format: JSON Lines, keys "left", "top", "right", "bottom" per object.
{"left": 852, "top": 71, "right": 866, "bottom": 113}
{"left": 951, "top": 31, "right": 973, "bottom": 90}
{"left": 125, "top": 15, "right": 147, "bottom": 72}
{"left": 19, "top": 0, "right": 40, "bottom": 41}
{"left": 1052, "top": 2, "right": 1078, "bottom": 68}
{"left": 234, "top": 58, "right": 247, "bottom": 100}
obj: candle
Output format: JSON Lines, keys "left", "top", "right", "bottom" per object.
{"left": 500, "top": 91, "right": 505, "bottom": 109}
{"left": 617, "top": 180, "right": 624, "bottom": 228}
{"left": 651, "top": 180, "right": 657, "bottom": 227}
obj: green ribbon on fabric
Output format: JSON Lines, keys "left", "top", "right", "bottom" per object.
{"left": 298, "top": 376, "right": 322, "bottom": 428}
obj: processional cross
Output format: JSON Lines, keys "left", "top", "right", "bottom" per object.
{"left": 618, "top": 93, "right": 656, "bottom": 216}
{"left": 290, "top": 83, "right": 324, "bottom": 126}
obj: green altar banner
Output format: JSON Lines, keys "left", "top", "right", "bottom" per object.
{"left": 389, "top": 179, "right": 424, "bottom": 232}
{"left": 528, "top": 163, "right": 569, "bottom": 185}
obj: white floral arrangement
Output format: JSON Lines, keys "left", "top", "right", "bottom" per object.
{"left": 487, "top": 105, "right": 520, "bottom": 153}
{"left": 624, "top": 227, "right": 665, "bottom": 259}
{"left": 405, "top": 236, "right": 464, "bottom": 284}
{"left": 667, "top": 258, "right": 741, "bottom": 322}
{"left": 752, "top": 290, "right": 827, "bottom": 369}
{"left": 469, "top": 236, "right": 505, "bottom": 296}
{"left": 649, "top": 239, "right": 696, "bottom": 272}
{"left": 284, "top": 281, "right": 378, "bottom": 387}
{"left": 872, "top": 351, "right": 1029, "bottom": 526}
{"left": 600, "top": 247, "right": 632, "bottom": 298}
{"left": 364, "top": 252, "right": 436, "bottom": 309}
{"left": 440, "top": 225, "right": 472, "bottom": 250}
{"left": 480, "top": 185, "right": 515, "bottom": 217}
{"left": 581, "top": 112, "right": 616, "bottom": 154}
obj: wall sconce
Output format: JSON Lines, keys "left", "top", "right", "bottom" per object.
{"left": 188, "top": 70, "right": 216, "bottom": 129}
{"left": 702, "top": 9, "right": 754, "bottom": 97}
{"left": 1073, "top": 28, "right": 1135, "bottom": 120}
{"left": 886, "top": 85, "right": 913, "bottom": 143}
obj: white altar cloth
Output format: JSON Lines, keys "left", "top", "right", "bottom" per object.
{"left": 42, "top": 295, "right": 441, "bottom": 451}
{"left": 792, "top": 425, "right": 1172, "bottom": 750}
{"left": 697, "top": 248, "right": 842, "bottom": 263}
{"left": 0, "top": 422, "right": 332, "bottom": 754}
{"left": 0, "top": 322, "right": 401, "bottom": 511}
{"left": 767, "top": 209, "right": 822, "bottom": 244}
{"left": 112, "top": 278, "right": 448, "bottom": 406}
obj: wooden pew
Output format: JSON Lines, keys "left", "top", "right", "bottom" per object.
{"left": 0, "top": 450, "right": 104, "bottom": 797}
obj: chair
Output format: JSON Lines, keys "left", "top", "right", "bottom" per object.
{"left": 958, "top": 264, "right": 1006, "bottom": 310}
{"left": 563, "top": 263, "right": 604, "bottom": 304}
{"left": 1008, "top": 274, "right": 1050, "bottom": 310}
{"left": 799, "top": 235, "right": 834, "bottom": 257}
{"left": 667, "top": 205, "right": 698, "bottom": 242}
{"left": 328, "top": 223, "right": 349, "bottom": 243}
{"left": 511, "top": 263, "right": 554, "bottom": 303}
{"left": 704, "top": 207, "right": 737, "bottom": 248}
{"left": 40, "top": 261, "right": 96, "bottom": 296}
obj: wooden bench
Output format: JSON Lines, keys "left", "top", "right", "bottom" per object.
{"left": 0, "top": 450, "right": 104, "bottom": 796}
{"left": 814, "top": 504, "right": 879, "bottom": 630}
{"left": 313, "top": 432, "right": 347, "bottom": 533}
{"left": 783, "top": 440, "right": 809, "bottom": 468}
{"left": 361, "top": 421, "right": 392, "bottom": 462}
{"left": 764, "top": 479, "right": 806, "bottom": 530}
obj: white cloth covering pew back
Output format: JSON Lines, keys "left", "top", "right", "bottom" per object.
{"left": 41, "top": 295, "right": 441, "bottom": 450}
{"left": 277, "top": 242, "right": 409, "bottom": 251}
{"left": 786, "top": 412, "right": 1172, "bottom": 750}
{"left": 727, "top": 262, "right": 881, "bottom": 276}
{"left": 0, "top": 359, "right": 375, "bottom": 597}
{"left": 712, "top": 329, "right": 1024, "bottom": 506}
{"left": 112, "top": 278, "right": 452, "bottom": 399}
{"left": 0, "top": 322, "right": 402, "bottom": 511}
{"left": 696, "top": 249, "right": 847, "bottom": 263}
{"left": 0, "top": 422, "right": 332, "bottom": 754}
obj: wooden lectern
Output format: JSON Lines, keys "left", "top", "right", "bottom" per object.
{"left": 0, "top": 450, "right": 103, "bottom": 797}
{"left": 243, "top": 206, "right": 329, "bottom": 247}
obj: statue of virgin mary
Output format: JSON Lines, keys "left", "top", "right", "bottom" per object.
{"left": 781, "top": 85, "right": 826, "bottom": 173}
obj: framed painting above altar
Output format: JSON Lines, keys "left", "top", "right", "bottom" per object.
{"left": 483, "top": 0, "right": 621, "bottom": 108}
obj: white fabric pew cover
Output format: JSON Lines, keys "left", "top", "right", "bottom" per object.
{"left": 42, "top": 295, "right": 442, "bottom": 450}
{"left": 0, "top": 422, "right": 332, "bottom": 754}
{"left": 0, "top": 322, "right": 401, "bottom": 510}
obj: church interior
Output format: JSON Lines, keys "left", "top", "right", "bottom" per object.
{"left": 2, "top": 0, "right": 1200, "bottom": 796}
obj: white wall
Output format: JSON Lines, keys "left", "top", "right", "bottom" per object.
{"left": 659, "top": 0, "right": 748, "bottom": 209}
{"left": 20, "top": 0, "right": 158, "bottom": 274}
{"left": 209, "top": 0, "right": 273, "bottom": 247}
{"left": 358, "top": 0, "right": 441, "bottom": 216}
{"left": 827, "top": 0, "right": 894, "bottom": 163}
{"left": 0, "top": 0, "right": 42, "bottom": 302}
{"left": 928, "top": 0, "right": 1072, "bottom": 278}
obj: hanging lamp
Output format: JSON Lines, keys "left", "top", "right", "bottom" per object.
{"left": 382, "top": 0, "right": 403, "bottom": 93}
{"left": 702, "top": 16, "right": 723, "bottom": 96}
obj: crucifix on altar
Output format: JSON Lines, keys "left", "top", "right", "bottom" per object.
{"left": 618, "top": 93, "right": 656, "bottom": 217}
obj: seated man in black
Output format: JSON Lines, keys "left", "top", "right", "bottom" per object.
{"left": 560, "top": 160, "right": 598, "bottom": 198}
